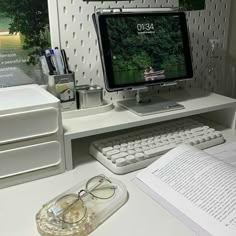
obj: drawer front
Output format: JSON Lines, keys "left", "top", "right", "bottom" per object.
{"left": 0, "top": 107, "right": 59, "bottom": 144}
{"left": 0, "top": 141, "right": 62, "bottom": 179}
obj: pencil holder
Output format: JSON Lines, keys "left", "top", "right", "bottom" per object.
{"left": 47, "top": 73, "right": 77, "bottom": 111}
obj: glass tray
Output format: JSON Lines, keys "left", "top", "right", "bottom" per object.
{"left": 36, "top": 175, "right": 128, "bottom": 236}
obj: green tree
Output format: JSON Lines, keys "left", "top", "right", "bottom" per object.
{"left": 0, "top": 0, "right": 50, "bottom": 64}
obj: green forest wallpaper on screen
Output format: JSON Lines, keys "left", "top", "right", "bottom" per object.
{"left": 106, "top": 15, "right": 187, "bottom": 85}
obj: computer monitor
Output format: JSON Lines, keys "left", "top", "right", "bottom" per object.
{"left": 93, "top": 8, "right": 193, "bottom": 115}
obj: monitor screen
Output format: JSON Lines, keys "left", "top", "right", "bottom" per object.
{"left": 95, "top": 10, "right": 193, "bottom": 92}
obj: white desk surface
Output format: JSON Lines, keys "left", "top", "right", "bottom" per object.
{"left": 2, "top": 125, "right": 236, "bottom": 236}
{"left": 0, "top": 155, "right": 198, "bottom": 236}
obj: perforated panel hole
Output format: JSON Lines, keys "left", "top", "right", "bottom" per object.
{"left": 90, "top": 78, "right": 93, "bottom": 84}
{"left": 79, "top": 6, "right": 82, "bottom": 13}
{"left": 87, "top": 15, "right": 90, "bottom": 21}
{"left": 88, "top": 31, "right": 91, "bottom": 38}
{"left": 89, "top": 64, "right": 92, "bottom": 70}
{"left": 73, "top": 32, "right": 76, "bottom": 39}
{"left": 88, "top": 48, "right": 92, "bottom": 54}
{"left": 72, "top": 15, "right": 75, "bottom": 22}
{"left": 80, "top": 23, "right": 83, "bottom": 30}
{"left": 75, "top": 64, "right": 78, "bottom": 71}
{"left": 64, "top": 24, "right": 68, "bottom": 31}
{"left": 81, "top": 40, "right": 84, "bottom": 47}
{"left": 82, "top": 56, "right": 85, "bottom": 63}
{"left": 65, "top": 41, "right": 69, "bottom": 48}
{"left": 82, "top": 72, "right": 86, "bottom": 78}
{"left": 63, "top": 6, "right": 66, "bottom": 14}
{"left": 74, "top": 49, "right": 77, "bottom": 55}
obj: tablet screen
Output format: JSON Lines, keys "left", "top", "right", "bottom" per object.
{"left": 97, "top": 11, "right": 193, "bottom": 91}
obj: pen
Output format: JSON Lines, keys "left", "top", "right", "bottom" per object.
{"left": 61, "top": 49, "right": 71, "bottom": 74}
{"left": 54, "top": 47, "right": 65, "bottom": 75}
{"left": 49, "top": 48, "right": 61, "bottom": 75}
{"left": 44, "top": 50, "right": 56, "bottom": 75}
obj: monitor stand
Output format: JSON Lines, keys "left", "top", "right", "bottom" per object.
{"left": 117, "top": 88, "right": 184, "bottom": 116}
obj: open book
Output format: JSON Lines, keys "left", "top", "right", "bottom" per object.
{"left": 135, "top": 143, "right": 236, "bottom": 236}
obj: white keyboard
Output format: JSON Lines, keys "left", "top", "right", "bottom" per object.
{"left": 89, "top": 118, "right": 225, "bottom": 174}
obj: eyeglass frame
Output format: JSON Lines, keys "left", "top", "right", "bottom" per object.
{"left": 48, "top": 174, "right": 117, "bottom": 226}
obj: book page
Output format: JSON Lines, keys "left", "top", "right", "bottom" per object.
{"left": 207, "top": 141, "right": 236, "bottom": 166}
{"left": 136, "top": 144, "right": 236, "bottom": 236}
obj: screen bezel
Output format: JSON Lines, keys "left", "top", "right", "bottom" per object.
{"left": 96, "top": 11, "right": 193, "bottom": 92}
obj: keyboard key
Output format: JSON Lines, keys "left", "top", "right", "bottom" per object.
{"left": 144, "top": 144, "right": 176, "bottom": 158}
{"left": 111, "top": 152, "right": 128, "bottom": 163}
{"left": 116, "top": 158, "right": 127, "bottom": 167}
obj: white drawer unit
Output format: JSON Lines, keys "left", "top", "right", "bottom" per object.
{"left": 0, "top": 141, "right": 62, "bottom": 179}
{"left": 0, "top": 107, "right": 59, "bottom": 144}
{"left": 0, "top": 85, "right": 65, "bottom": 188}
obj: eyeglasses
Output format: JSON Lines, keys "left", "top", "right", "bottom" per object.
{"left": 48, "top": 175, "right": 117, "bottom": 227}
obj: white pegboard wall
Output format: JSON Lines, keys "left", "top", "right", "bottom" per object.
{"left": 54, "top": 0, "right": 232, "bottom": 100}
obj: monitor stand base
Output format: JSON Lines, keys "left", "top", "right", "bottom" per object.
{"left": 117, "top": 96, "right": 184, "bottom": 116}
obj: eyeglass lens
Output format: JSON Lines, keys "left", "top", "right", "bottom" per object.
{"left": 86, "top": 175, "right": 116, "bottom": 199}
{"left": 55, "top": 194, "right": 86, "bottom": 224}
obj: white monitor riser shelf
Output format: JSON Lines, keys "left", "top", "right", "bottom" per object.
{"left": 62, "top": 88, "right": 236, "bottom": 171}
